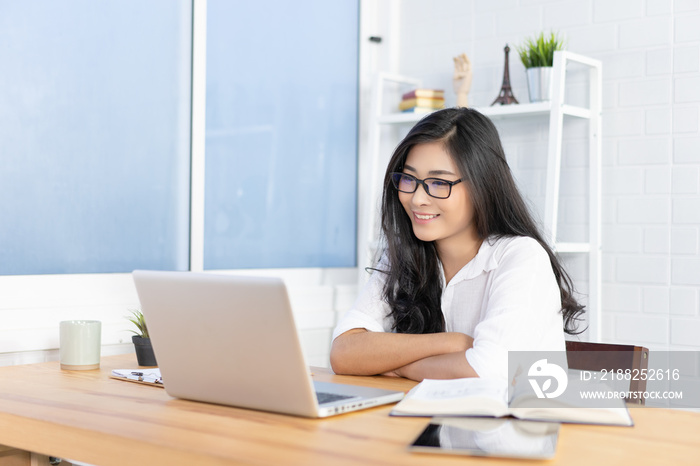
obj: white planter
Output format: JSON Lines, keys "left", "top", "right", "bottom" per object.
{"left": 526, "top": 67, "right": 553, "bottom": 102}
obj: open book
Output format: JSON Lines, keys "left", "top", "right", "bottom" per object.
{"left": 390, "top": 375, "right": 633, "bottom": 426}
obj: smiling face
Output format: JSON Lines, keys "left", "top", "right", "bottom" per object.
{"left": 398, "top": 141, "right": 479, "bottom": 254}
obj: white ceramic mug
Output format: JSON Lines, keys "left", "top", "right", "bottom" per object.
{"left": 59, "top": 320, "right": 102, "bottom": 370}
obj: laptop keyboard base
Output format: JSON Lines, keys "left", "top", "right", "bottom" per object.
{"left": 316, "top": 391, "right": 356, "bottom": 405}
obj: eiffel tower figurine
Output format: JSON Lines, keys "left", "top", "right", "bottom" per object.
{"left": 491, "top": 44, "right": 519, "bottom": 105}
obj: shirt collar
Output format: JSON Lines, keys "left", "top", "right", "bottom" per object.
{"left": 442, "top": 236, "right": 501, "bottom": 286}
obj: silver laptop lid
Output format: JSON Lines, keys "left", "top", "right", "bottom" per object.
{"left": 132, "top": 270, "right": 321, "bottom": 417}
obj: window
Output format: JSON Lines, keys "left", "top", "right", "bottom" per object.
{"left": 0, "top": 1, "right": 192, "bottom": 274}
{"left": 203, "top": 0, "right": 359, "bottom": 269}
{"left": 0, "top": 0, "right": 358, "bottom": 275}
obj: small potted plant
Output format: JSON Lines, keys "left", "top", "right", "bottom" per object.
{"left": 516, "top": 31, "right": 565, "bottom": 102}
{"left": 127, "top": 309, "right": 157, "bottom": 367}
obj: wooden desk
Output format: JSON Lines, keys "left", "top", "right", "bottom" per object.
{"left": 0, "top": 354, "right": 699, "bottom": 466}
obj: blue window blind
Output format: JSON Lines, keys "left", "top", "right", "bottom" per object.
{"left": 204, "top": 0, "right": 359, "bottom": 269}
{"left": 0, "top": 1, "right": 192, "bottom": 274}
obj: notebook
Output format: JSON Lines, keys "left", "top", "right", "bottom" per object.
{"left": 131, "top": 270, "right": 404, "bottom": 418}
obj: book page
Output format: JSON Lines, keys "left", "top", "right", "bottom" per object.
{"left": 409, "top": 378, "right": 507, "bottom": 402}
{"left": 508, "top": 376, "right": 632, "bottom": 426}
{"left": 391, "top": 378, "right": 509, "bottom": 417}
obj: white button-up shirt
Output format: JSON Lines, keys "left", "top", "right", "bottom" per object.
{"left": 332, "top": 235, "right": 566, "bottom": 380}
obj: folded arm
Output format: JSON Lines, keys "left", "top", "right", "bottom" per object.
{"left": 386, "top": 351, "right": 479, "bottom": 381}
{"left": 330, "top": 328, "right": 476, "bottom": 380}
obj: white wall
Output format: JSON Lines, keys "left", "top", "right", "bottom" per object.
{"left": 0, "top": 270, "right": 356, "bottom": 368}
{"left": 366, "top": 0, "right": 700, "bottom": 351}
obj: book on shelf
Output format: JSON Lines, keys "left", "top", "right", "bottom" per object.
{"left": 390, "top": 376, "right": 633, "bottom": 427}
{"left": 402, "top": 88, "right": 445, "bottom": 100}
{"left": 399, "top": 97, "right": 445, "bottom": 111}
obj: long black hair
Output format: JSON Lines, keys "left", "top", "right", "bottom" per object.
{"left": 379, "top": 107, "right": 584, "bottom": 335}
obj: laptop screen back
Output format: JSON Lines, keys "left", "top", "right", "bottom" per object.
{"left": 132, "top": 270, "right": 320, "bottom": 417}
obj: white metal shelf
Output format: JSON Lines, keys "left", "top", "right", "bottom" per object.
{"left": 556, "top": 242, "right": 592, "bottom": 253}
{"left": 377, "top": 101, "right": 591, "bottom": 124}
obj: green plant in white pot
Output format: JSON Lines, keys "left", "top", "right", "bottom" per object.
{"left": 516, "top": 32, "right": 565, "bottom": 102}
{"left": 127, "top": 309, "right": 157, "bottom": 367}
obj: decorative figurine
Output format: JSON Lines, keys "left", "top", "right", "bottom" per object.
{"left": 453, "top": 53, "right": 473, "bottom": 108}
{"left": 491, "top": 44, "right": 519, "bottom": 105}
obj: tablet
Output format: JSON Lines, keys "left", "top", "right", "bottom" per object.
{"left": 409, "top": 417, "right": 560, "bottom": 460}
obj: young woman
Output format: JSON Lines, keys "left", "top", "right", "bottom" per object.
{"left": 330, "top": 107, "right": 584, "bottom": 382}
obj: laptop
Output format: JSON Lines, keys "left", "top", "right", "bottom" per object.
{"left": 132, "top": 270, "right": 404, "bottom": 418}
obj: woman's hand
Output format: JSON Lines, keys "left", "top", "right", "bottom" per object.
{"left": 381, "top": 334, "right": 475, "bottom": 381}
{"left": 388, "top": 351, "right": 480, "bottom": 382}
{"left": 449, "top": 332, "right": 474, "bottom": 352}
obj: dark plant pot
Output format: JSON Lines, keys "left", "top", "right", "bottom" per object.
{"left": 132, "top": 335, "right": 157, "bottom": 367}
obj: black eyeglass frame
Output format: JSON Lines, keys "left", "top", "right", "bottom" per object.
{"left": 390, "top": 172, "right": 463, "bottom": 199}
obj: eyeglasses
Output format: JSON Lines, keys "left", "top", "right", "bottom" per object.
{"left": 390, "top": 172, "right": 463, "bottom": 199}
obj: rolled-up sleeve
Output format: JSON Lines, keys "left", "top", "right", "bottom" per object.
{"left": 332, "top": 266, "right": 394, "bottom": 341}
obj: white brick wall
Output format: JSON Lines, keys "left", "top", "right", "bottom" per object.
{"left": 645, "top": 108, "right": 672, "bottom": 134}
{"left": 672, "top": 167, "right": 699, "bottom": 193}
{"left": 675, "top": 13, "right": 700, "bottom": 42}
{"left": 674, "top": 136, "right": 700, "bottom": 163}
{"left": 673, "top": 258, "right": 700, "bottom": 285}
{"left": 676, "top": 76, "right": 700, "bottom": 102}
{"left": 674, "top": 198, "right": 700, "bottom": 223}
{"left": 643, "top": 286, "right": 670, "bottom": 314}
{"left": 388, "top": 0, "right": 700, "bottom": 351}
{"left": 671, "top": 287, "right": 697, "bottom": 316}
{"left": 647, "top": 48, "right": 674, "bottom": 76}
{"left": 616, "top": 314, "right": 669, "bottom": 344}
{"left": 619, "top": 138, "right": 671, "bottom": 165}
{"left": 619, "top": 17, "right": 672, "bottom": 49}
{"left": 0, "top": 270, "right": 357, "bottom": 368}
{"left": 671, "top": 228, "right": 699, "bottom": 254}
{"left": 619, "top": 78, "right": 672, "bottom": 107}
{"left": 607, "top": 110, "right": 646, "bottom": 137}
{"left": 671, "top": 318, "right": 700, "bottom": 346}
{"left": 674, "top": 46, "right": 700, "bottom": 74}
{"left": 644, "top": 227, "right": 670, "bottom": 254}
{"left": 544, "top": 1, "right": 591, "bottom": 29}
{"left": 617, "top": 198, "right": 669, "bottom": 224}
